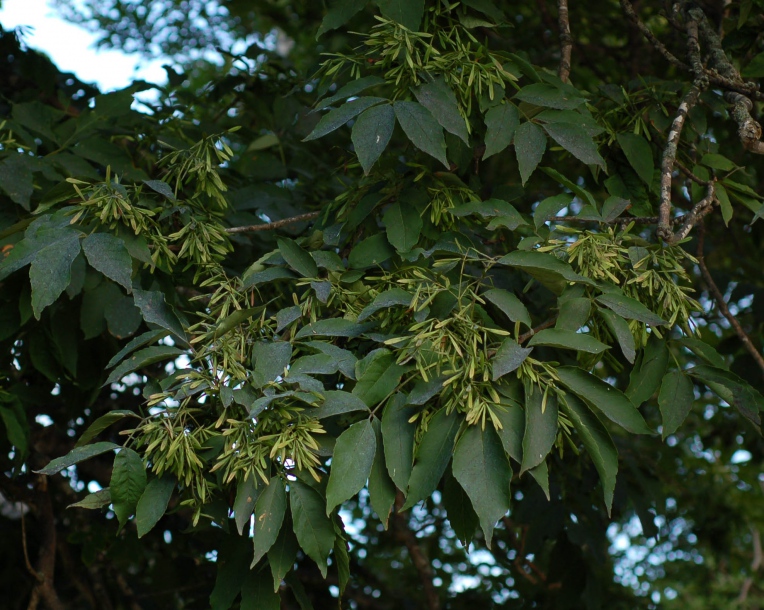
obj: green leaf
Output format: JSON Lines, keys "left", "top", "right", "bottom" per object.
{"left": 599, "top": 309, "right": 636, "bottom": 364}
{"left": 0, "top": 404, "right": 28, "bottom": 457}
{"left": 658, "top": 370, "right": 695, "bottom": 438}
{"left": 295, "top": 318, "right": 365, "bottom": 339}
{"left": 290, "top": 480, "right": 336, "bottom": 577}
{"left": 242, "top": 267, "right": 296, "bottom": 289}
{"left": 268, "top": 514, "right": 299, "bottom": 592}
{"left": 306, "top": 342, "right": 357, "bottom": 379}
{"left": 135, "top": 475, "right": 175, "bottom": 537}
{"left": 452, "top": 425, "right": 511, "bottom": 547}
{"left": 210, "top": 536, "right": 250, "bottom": 610}
{"left": 234, "top": 474, "right": 261, "bottom": 535}
{"left": 514, "top": 121, "right": 546, "bottom": 185}
{"left": 241, "top": 568, "right": 280, "bottom": 610}
{"left": 393, "top": 101, "right": 448, "bottom": 167}
{"left": 493, "top": 401, "right": 524, "bottom": 462}
{"left": 716, "top": 183, "right": 733, "bottom": 226}
{"left": 375, "top": 0, "right": 424, "bottom": 30}
{"left": 412, "top": 76, "right": 469, "bottom": 143}
{"left": 541, "top": 166, "right": 596, "bottom": 206}
{"left": 353, "top": 353, "right": 405, "bottom": 406}
{"left": 402, "top": 409, "right": 459, "bottom": 510}
{"left": 483, "top": 288, "right": 532, "bottom": 328}
{"left": 382, "top": 394, "right": 416, "bottom": 490}
{"left": 143, "top": 179, "right": 176, "bottom": 201}
{"left": 358, "top": 288, "right": 413, "bottom": 322}
{"left": 75, "top": 410, "right": 137, "bottom": 447}
{"left": 515, "top": 84, "right": 586, "bottom": 110}
{"left": 556, "top": 366, "right": 652, "bottom": 434}
{"left": 687, "top": 365, "right": 764, "bottom": 431}
{"left": 483, "top": 103, "right": 519, "bottom": 159}
{"left": 352, "top": 104, "right": 395, "bottom": 174}
{"left": 498, "top": 250, "right": 594, "bottom": 294}
{"left": 36, "top": 441, "right": 119, "bottom": 475}
{"left": 132, "top": 289, "right": 186, "bottom": 340}
{"left": 290, "top": 354, "right": 338, "bottom": 376}
{"left": 312, "top": 391, "right": 369, "bottom": 419}
{"left": 520, "top": 385, "right": 558, "bottom": 473}
{"left": 742, "top": 51, "right": 764, "bottom": 78}
{"left": 326, "top": 419, "right": 376, "bottom": 514}
{"left": 110, "top": 447, "right": 148, "bottom": 527}
{"left": 105, "top": 346, "right": 185, "bottom": 386}
{"left": 442, "top": 470, "right": 480, "bottom": 546}
{"left": 492, "top": 338, "right": 533, "bottom": 380}
{"left": 543, "top": 122, "right": 605, "bottom": 168}
{"left": 555, "top": 297, "right": 591, "bottom": 331}
{"left": 534, "top": 193, "right": 573, "bottom": 228}
{"left": 677, "top": 337, "right": 727, "bottom": 370}
{"left": 595, "top": 293, "right": 666, "bottom": 325}
{"left": 348, "top": 233, "right": 395, "bottom": 268}
{"left": 368, "top": 417, "right": 396, "bottom": 527}
{"left": 82, "top": 232, "right": 133, "bottom": 292}
{"left": 560, "top": 394, "right": 618, "bottom": 514}
{"left": 211, "top": 307, "right": 260, "bottom": 340}
{"left": 383, "top": 202, "right": 422, "bottom": 252}
{"left": 451, "top": 198, "right": 526, "bottom": 223}
{"left": 304, "top": 97, "right": 386, "bottom": 141}
{"left": 626, "top": 337, "right": 669, "bottom": 406}
{"left": 528, "top": 329, "right": 609, "bottom": 354}
{"left": 30, "top": 230, "right": 81, "bottom": 319}
{"left": 0, "top": 156, "right": 33, "bottom": 208}
{"left": 107, "top": 330, "right": 170, "bottom": 371}
{"left": 316, "top": 75, "right": 384, "bottom": 108}
{"left": 277, "top": 238, "right": 319, "bottom": 278}
{"left": 252, "top": 477, "right": 287, "bottom": 567}
{"left": 617, "top": 133, "right": 654, "bottom": 185}
{"left": 68, "top": 488, "right": 112, "bottom": 510}
{"left": 701, "top": 153, "right": 736, "bottom": 172}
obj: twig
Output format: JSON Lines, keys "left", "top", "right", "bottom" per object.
{"left": 737, "top": 527, "right": 763, "bottom": 603}
{"left": 697, "top": 226, "right": 764, "bottom": 378}
{"left": 669, "top": 181, "right": 717, "bottom": 243}
{"left": 519, "top": 317, "right": 558, "bottom": 344}
{"left": 619, "top": 0, "right": 688, "bottom": 70}
{"left": 225, "top": 211, "right": 321, "bottom": 234}
{"left": 657, "top": 85, "right": 702, "bottom": 242}
{"left": 393, "top": 492, "right": 441, "bottom": 610}
{"left": 21, "top": 514, "right": 43, "bottom": 582}
{"left": 557, "top": 0, "right": 573, "bottom": 83}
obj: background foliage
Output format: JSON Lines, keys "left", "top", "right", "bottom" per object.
{"left": 2, "top": 1, "right": 764, "bottom": 609}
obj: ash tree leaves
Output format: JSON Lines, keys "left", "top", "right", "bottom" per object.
{"left": 304, "top": 97, "right": 386, "bottom": 141}
{"left": 29, "top": 229, "right": 82, "bottom": 318}
{"left": 135, "top": 475, "right": 175, "bottom": 538}
{"left": 617, "top": 133, "right": 655, "bottom": 185}
{"left": 393, "top": 101, "right": 449, "bottom": 168}
{"left": 492, "top": 338, "right": 533, "bottom": 380}
{"left": 290, "top": 480, "right": 336, "bottom": 577}
{"left": 658, "top": 370, "right": 695, "bottom": 438}
{"left": 542, "top": 121, "right": 605, "bottom": 168}
{"left": 596, "top": 293, "right": 666, "bottom": 326}
{"left": 514, "top": 121, "right": 547, "bottom": 184}
{"left": 277, "top": 238, "right": 318, "bottom": 278}
{"left": 252, "top": 477, "right": 287, "bottom": 567}
{"left": 35, "top": 441, "right": 119, "bottom": 475}
{"left": 82, "top": 232, "right": 134, "bottom": 291}
{"left": 375, "top": 0, "right": 425, "bottom": 30}
{"left": 326, "top": 419, "right": 376, "bottom": 514}
{"left": 412, "top": 76, "right": 469, "bottom": 144}
{"left": 110, "top": 447, "right": 148, "bottom": 527}
{"left": 382, "top": 394, "right": 416, "bottom": 490}
{"left": 520, "top": 386, "right": 558, "bottom": 474}
{"left": 352, "top": 104, "right": 395, "bottom": 174}
{"left": 383, "top": 202, "right": 423, "bottom": 252}
{"left": 483, "top": 103, "right": 519, "bottom": 159}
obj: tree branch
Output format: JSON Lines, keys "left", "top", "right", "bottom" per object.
{"left": 557, "top": 0, "right": 573, "bottom": 83}
{"left": 27, "top": 476, "right": 66, "bottom": 610}
{"left": 619, "top": 0, "right": 688, "bottom": 70}
{"left": 225, "top": 211, "right": 321, "bottom": 234}
{"left": 393, "top": 492, "right": 440, "bottom": 610}
{"left": 697, "top": 226, "right": 764, "bottom": 378}
{"left": 519, "top": 317, "right": 559, "bottom": 343}
{"left": 737, "top": 527, "right": 763, "bottom": 603}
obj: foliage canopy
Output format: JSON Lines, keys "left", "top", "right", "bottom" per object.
{"left": 2, "top": 0, "right": 764, "bottom": 608}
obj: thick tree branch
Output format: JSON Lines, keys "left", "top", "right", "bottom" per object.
{"left": 27, "top": 476, "right": 65, "bottom": 610}
{"left": 225, "top": 211, "right": 321, "bottom": 234}
{"left": 557, "top": 0, "right": 573, "bottom": 83}
{"left": 697, "top": 226, "right": 764, "bottom": 378}
{"left": 393, "top": 492, "right": 440, "bottom": 610}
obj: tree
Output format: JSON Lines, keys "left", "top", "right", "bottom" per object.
{"left": 1, "top": 1, "right": 764, "bottom": 608}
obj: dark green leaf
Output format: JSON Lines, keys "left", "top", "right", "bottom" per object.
{"left": 557, "top": 366, "right": 652, "bottom": 434}
{"left": 493, "top": 401, "right": 524, "bottom": 462}
{"left": 543, "top": 122, "right": 605, "bottom": 167}
{"left": 383, "top": 202, "right": 422, "bottom": 252}
{"left": 375, "top": 0, "right": 424, "bottom": 30}
{"left": 352, "top": 104, "right": 395, "bottom": 174}
{"left": 412, "top": 76, "right": 469, "bottom": 143}
{"left": 483, "top": 288, "right": 532, "bottom": 328}
{"left": 304, "top": 97, "right": 386, "bottom": 141}
{"left": 30, "top": 230, "right": 81, "bottom": 319}
{"left": 106, "top": 329, "right": 168, "bottom": 369}
{"left": 76, "top": 410, "right": 137, "bottom": 447}
{"left": 492, "top": 338, "right": 533, "bottom": 380}
{"left": 599, "top": 309, "right": 636, "bottom": 364}
{"left": 82, "top": 233, "right": 133, "bottom": 291}
{"left": 443, "top": 470, "right": 480, "bottom": 546}
{"left": 515, "top": 84, "right": 586, "bottom": 109}
{"left": 295, "top": 318, "right": 365, "bottom": 339}
{"left": 268, "top": 514, "right": 299, "bottom": 592}
{"left": 312, "top": 391, "right": 369, "bottom": 419}
{"left": 210, "top": 537, "right": 250, "bottom": 610}
{"left": 132, "top": 289, "right": 187, "bottom": 340}
{"left": 316, "top": 75, "right": 385, "bottom": 108}
{"left": 68, "top": 488, "right": 112, "bottom": 510}
{"left": 521, "top": 385, "right": 558, "bottom": 473}
{"left": 658, "top": 370, "right": 695, "bottom": 438}
{"left": 241, "top": 568, "right": 280, "bottom": 610}
{"left": 353, "top": 353, "right": 405, "bottom": 406}
{"left": 382, "top": 394, "right": 416, "bottom": 490}
{"left": 626, "top": 336, "right": 668, "bottom": 406}
{"left": 677, "top": 337, "right": 727, "bottom": 370}
{"left": 483, "top": 103, "right": 519, "bottom": 159}
{"left": 402, "top": 409, "right": 459, "bottom": 509}
{"left": 498, "top": 250, "right": 594, "bottom": 294}
{"left": 110, "top": 447, "right": 148, "bottom": 527}
{"left": 252, "top": 477, "right": 287, "bottom": 566}
{"left": 35, "top": 441, "right": 118, "bottom": 475}
{"left": 534, "top": 193, "right": 573, "bottom": 228}
{"left": 452, "top": 425, "right": 511, "bottom": 547}
{"left": 368, "top": 418, "right": 396, "bottom": 527}
{"left": 290, "top": 480, "right": 335, "bottom": 577}
{"left": 617, "top": 133, "right": 654, "bottom": 185}
{"left": 135, "top": 475, "right": 175, "bottom": 537}
{"left": 326, "top": 419, "right": 376, "bottom": 513}
{"left": 595, "top": 293, "right": 666, "bottom": 325}
{"left": 555, "top": 297, "right": 591, "bottom": 331}
{"left": 348, "top": 233, "right": 395, "bottom": 268}
{"left": 143, "top": 179, "right": 177, "bottom": 201}
{"left": 514, "top": 121, "right": 546, "bottom": 185}
{"left": 105, "top": 346, "right": 184, "bottom": 386}
{"left": 393, "top": 101, "right": 448, "bottom": 167}
{"left": 358, "top": 288, "right": 412, "bottom": 322}
{"left": 234, "top": 474, "right": 261, "bottom": 535}
{"left": 687, "top": 365, "right": 764, "bottom": 431}
{"left": 277, "top": 237, "right": 319, "bottom": 278}
{"left": 528, "top": 329, "right": 609, "bottom": 354}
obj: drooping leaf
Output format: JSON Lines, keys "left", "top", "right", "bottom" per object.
{"left": 268, "top": 514, "right": 299, "bottom": 592}
{"left": 596, "top": 293, "right": 666, "bottom": 326}
{"left": 358, "top": 288, "right": 413, "bottom": 322}
{"left": 36, "top": 441, "right": 119, "bottom": 475}
{"left": 241, "top": 568, "right": 280, "bottom": 610}
{"left": 68, "top": 488, "right": 113, "bottom": 510}
{"left": 348, "top": 233, "right": 395, "bottom": 268}
{"left": 560, "top": 394, "right": 618, "bottom": 514}
{"left": 110, "top": 447, "right": 148, "bottom": 527}
{"left": 326, "top": 419, "right": 376, "bottom": 514}
{"left": 498, "top": 250, "right": 594, "bottom": 294}
{"left": 210, "top": 536, "right": 250, "bottom": 610}
{"left": 687, "top": 365, "right": 764, "bottom": 431}
{"left": 556, "top": 366, "right": 653, "bottom": 434}
{"left": 520, "top": 385, "right": 558, "bottom": 474}
{"left": 316, "top": 75, "right": 385, "bottom": 108}
{"left": 412, "top": 76, "right": 469, "bottom": 143}
{"left": 402, "top": 409, "right": 459, "bottom": 509}
{"left": 599, "top": 309, "right": 636, "bottom": 363}
{"left": 234, "top": 474, "right": 261, "bottom": 535}
{"left": 251, "top": 341, "right": 293, "bottom": 387}
{"left": 290, "top": 480, "right": 336, "bottom": 577}
{"left": 30, "top": 230, "right": 81, "bottom": 319}
{"left": 658, "top": 370, "right": 695, "bottom": 438}
{"left": 76, "top": 410, "right": 138, "bottom": 447}
{"left": 295, "top": 318, "right": 366, "bottom": 339}
{"left": 677, "top": 337, "right": 728, "bottom": 370}
{"left": 135, "top": 475, "right": 175, "bottom": 537}
{"left": 368, "top": 417, "right": 396, "bottom": 527}
{"left": 528, "top": 329, "right": 609, "bottom": 354}
{"left": 626, "top": 336, "right": 669, "bottom": 406}
{"left": 375, "top": 0, "right": 424, "bottom": 30}
{"left": 555, "top": 297, "right": 591, "bottom": 331}
{"left": 312, "top": 391, "right": 370, "bottom": 419}
{"left": 617, "top": 133, "right": 654, "bottom": 185}
{"left": 493, "top": 401, "right": 524, "bottom": 462}
{"left": 383, "top": 202, "right": 422, "bottom": 252}
{"left": 252, "top": 477, "right": 287, "bottom": 567}
{"left": 452, "top": 425, "right": 511, "bottom": 547}
{"left": 304, "top": 97, "right": 386, "bottom": 141}
{"left": 382, "top": 394, "right": 416, "bottom": 490}
{"left": 82, "top": 232, "right": 133, "bottom": 291}
{"left": 483, "top": 103, "right": 519, "bottom": 159}
{"left": 514, "top": 83, "right": 586, "bottom": 109}
{"left": 514, "top": 121, "right": 546, "bottom": 185}
{"left": 105, "top": 346, "right": 185, "bottom": 386}
{"left": 483, "top": 288, "right": 532, "bottom": 328}
{"left": 353, "top": 353, "right": 405, "bottom": 406}
{"left": 492, "top": 338, "right": 533, "bottom": 380}
{"left": 543, "top": 122, "right": 605, "bottom": 167}
{"left": 351, "top": 104, "right": 395, "bottom": 174}
{"left": 534, "top": 193, "right": 573, "bottom": 228}
{"left": 277, "top": 237, "right": 319, "bottom": 278}
{"left": 394, "top": 101, "right": 448, "bottom": 167}
{"left": 132, "top": 289, "right": 187, "bottom": 340}
{"left": 442, "top": 469, "right": 480, "bottom": 546}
